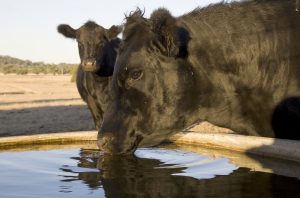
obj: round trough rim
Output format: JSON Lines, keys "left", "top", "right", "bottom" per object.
{"left": 0, "top": 131, "right": 299, "bottom": 163}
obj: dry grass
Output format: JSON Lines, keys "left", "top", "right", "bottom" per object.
{"left": 0, "top": 74, "right": 95, "bottom": 136}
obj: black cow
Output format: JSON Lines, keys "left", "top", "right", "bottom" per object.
{"left": 57, "top": 21, "right": 121, "bottom": 129}
{"left": 98, "top": 0, "right": 300, "bottom": 154}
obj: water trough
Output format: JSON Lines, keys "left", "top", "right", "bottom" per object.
{"left": 0, "top": 131, "right": 299, "bottom": 163}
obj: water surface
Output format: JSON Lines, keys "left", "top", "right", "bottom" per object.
{"left": 0, "top": 146, "right": 299, "bottom": 198}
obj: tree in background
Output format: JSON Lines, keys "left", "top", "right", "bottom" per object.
{"left": 0, "top": 55, "right": 78, "bottom": 81}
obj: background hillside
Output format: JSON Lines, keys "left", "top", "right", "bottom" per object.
{"left": 0, "top": 55, "right": 78, "bottom": 75}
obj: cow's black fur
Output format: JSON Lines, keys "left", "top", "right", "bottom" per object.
{"left": 99, "top": 0, "right": 300, "bottom": 154}
{"left": 57, "top": 21, "right": 121, "bottom": 129}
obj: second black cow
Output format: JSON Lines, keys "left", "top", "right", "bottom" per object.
{"left": 58, "top": 21, "right": 121, "bottom": 129}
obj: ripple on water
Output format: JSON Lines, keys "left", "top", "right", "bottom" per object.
{"left": 135, "top": 148, "right": 238, "bottom": 179}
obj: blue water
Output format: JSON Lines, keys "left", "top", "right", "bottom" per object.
{"left": 0, "top": 147, "right": 299, "bottom": 198}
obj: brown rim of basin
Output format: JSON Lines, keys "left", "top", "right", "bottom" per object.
{"left": 0, "top": 131, "right": 299, "bottom": 163}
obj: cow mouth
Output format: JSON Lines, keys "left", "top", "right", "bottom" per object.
{"left": 124, "top": 135, "right": 144, "bottom": 154}
{"left": 82, "top": 59, "right": 97, "bottom": 72}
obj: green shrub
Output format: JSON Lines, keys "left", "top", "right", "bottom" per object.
{"left": 0, "top": 55, "right": 78, "bottom": 76}
{"left": 16, "top": 68, "right": 28, "bottom": 75}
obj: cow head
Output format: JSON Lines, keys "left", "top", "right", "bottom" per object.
{"left": 57, "top": 21, "right": 122, "bottom": 76}
{"left": 98, "top": 9, "right": 203, "bottom": 154}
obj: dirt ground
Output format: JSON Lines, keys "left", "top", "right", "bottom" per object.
{"left": 0, "top": 74, "right": 95, "bottom": 137}
{"left": 0, "top": 74, "right": 231, "bottom": 137}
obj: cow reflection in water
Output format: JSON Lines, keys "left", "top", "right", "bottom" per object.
{"left": 59, "top": 149, "right": 300, "bottom": 198}
{"left": 59, "top": 149, "right": 102, "bottom": 189}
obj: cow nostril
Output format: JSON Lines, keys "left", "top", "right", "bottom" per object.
{"left": 129, "top": 130, "right": 136, "bottom": 137}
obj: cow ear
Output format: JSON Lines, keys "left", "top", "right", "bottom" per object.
{"left": 57, "top": 24, "right": 76, "bottom": 39}
{"left": 150, "top": 8, "right": 190, "bottom": 59}
{"left": 107, "top": 25, "right": 122, "bottom": 39}
{"left": 150, "top": 9, "right": 179, "bottom": 57}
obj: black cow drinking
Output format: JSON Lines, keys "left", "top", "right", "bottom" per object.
{"left": 99, "top": 0, "right": 300, "bottom": 154}
{"left": 57, "top": 21, "right": 121, "bottom": 129}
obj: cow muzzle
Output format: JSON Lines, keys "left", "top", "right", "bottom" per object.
{"left": 97, "top": 133, "right": 123, "bottom": 155}
{"left": 82, "top": 59, "right": 97, "bottom": 72}
{"left": 97, "top": 132, "right": 143, "bottom": 155}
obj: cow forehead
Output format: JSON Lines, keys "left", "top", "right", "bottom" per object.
{"left": 118, "top": 48, "right": 151, "bottom": 68}
{"left": 77, "top": 25, "right": 106, "bottom": 38}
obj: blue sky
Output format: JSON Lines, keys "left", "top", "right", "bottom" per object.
{"left": 0, "top": 0, "right": 222, "bottom": 64}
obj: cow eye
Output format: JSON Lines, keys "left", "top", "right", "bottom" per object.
{"left": 130, "top": 70, "right": 143, "bottom": 80}
{"left": 125, "top": 70, "right": 143, "bottom": 88}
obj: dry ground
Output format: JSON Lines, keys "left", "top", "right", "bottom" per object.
{"left": 0, "top": 74, "right": 231, "bottom": 137}
{"left": 0, "top": 74, "right": 94, "bottom": 137}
